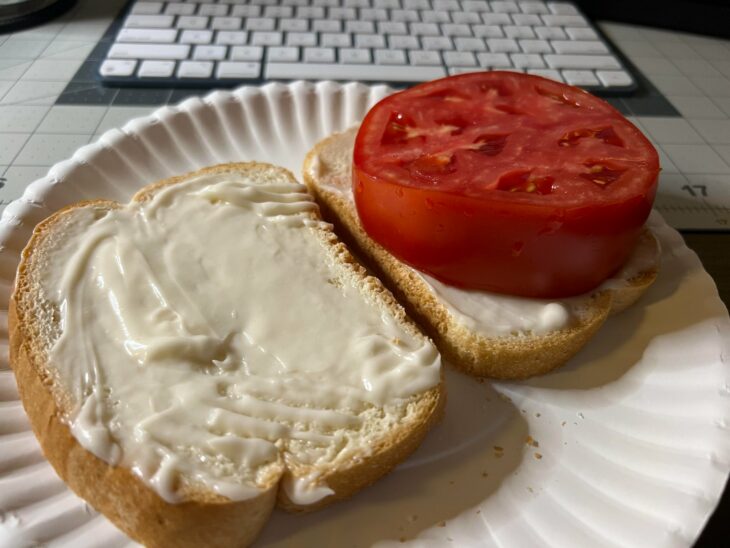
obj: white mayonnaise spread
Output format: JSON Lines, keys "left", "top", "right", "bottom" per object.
{"left": 309, "top": 152, "right": 658, "bottom": 338}
{"left": 39, "top": 171, "right": 440, "bottom": 504}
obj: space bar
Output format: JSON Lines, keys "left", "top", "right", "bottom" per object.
{"left": 264, "top": 63, "right": 447, "bottom": 82}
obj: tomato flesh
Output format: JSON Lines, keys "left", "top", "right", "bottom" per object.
{"left": 353, "top": 72, "right": 660, "bottom": 298}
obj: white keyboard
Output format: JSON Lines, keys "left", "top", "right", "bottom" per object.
{"left": 99, "top": 0, "right": 637, "bottom": 92}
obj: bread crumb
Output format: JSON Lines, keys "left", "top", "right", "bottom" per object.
{"left": 438, "top": 521, "right": 446, "bottom": 527}
{"left": 561, "top": 421, "right": 566, "bottom": 427}
{"left": 476, "top": 509, "right": 481, "bottom": 514}
{"left": 449, "top": 480, "right": 454, "bottom": 485}
{"left": 498, "top": 394, "right": 512, "bottom": 403}
{"left": 525, "top": 436, "right": 539, "bottom": 448}
{"left": 392, "top": 338, "right": 401, "bottom": 346}
{"left": 481, "top": 471, "right": 488, "bottom": 477}
{"left": 527, "top": 487, "right": 534, "bottom": 493}
{"left": 534, "top": 452, "right": 543, "bottom": 460}
{"left": 535, "top": 412, "right": 541, "bottom": 418}
{"left": 399, "top": 537, "right": 406, "bottom": 543}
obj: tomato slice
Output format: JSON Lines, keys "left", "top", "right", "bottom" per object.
{"left": 352, "top": 71, "right": 660, "bottom": 298}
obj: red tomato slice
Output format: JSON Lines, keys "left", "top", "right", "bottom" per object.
{"left": 352, "top": 71, "right": 660, "bottom": 299}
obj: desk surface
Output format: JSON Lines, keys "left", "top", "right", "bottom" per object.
{"left": 0, "top": 1, "right": 728, "bottom": 546}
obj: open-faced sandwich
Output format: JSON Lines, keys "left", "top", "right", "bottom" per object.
{"left": 304, "top": 71, "right": 661, "bottom": 379}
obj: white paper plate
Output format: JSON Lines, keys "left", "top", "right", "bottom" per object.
{"left": 0, "top": 81, "right": 729, "bottom": 548}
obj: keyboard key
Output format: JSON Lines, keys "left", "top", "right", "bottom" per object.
{"left": 596, "top": 70, "right": 633, "bottom": 87}
{"left": 296, "top": 6, "right": 325, "bottom": 17}
{"left": 472, "top": 25, "right": 504, "bottom": 38}
{"left": 481, "top": 13, "right": 511, "bottom": 25}
{"left": 268, "top": 46, "right": 299, "bottom": 62}
{"left": 374, "top": 49, "right": 407, "bottom": 64}
{"left": 504, "top": 25, "right": 535, "bottom": 39}
{"left": 441, "top": 24, "right": 472, "bottom": 37}
{"left": 421, "top": 10, "right": 450, "bottom": 23}
{"left": 443, "top": 51, "right": 477, "bottom": 67}
{"left": 551, "top": 40, "right": 609, "bottom": 54}
{"left": 217, "top": 61, "right": 261, "bottom": 79}
{"left": 360, "top": 8, "right": 388, "bottom": 21}
{"left": 449, "top": 67, "right": 484, "bottom": 75}
{"left": 454, "top": 37, "right": 486, "bottom": 51}
{"left": 321, "top": 33, "right": 351, "bottom": 48}
{"left": 280, "top": 19, "right": 308, "bottom": 32}
{"left": 520, "top": 2, "right": 550, "bottom": 14}
{"left": 164, "top": 4, "right": 195, "bottom": 16}
{"left": 519, "top": 39, "right": 551, "bottom": 53}
{"left": 287, "top": 32, "right": 317, "bottom": 47}
{"left": 542, "top": 14, "right": 589, "bottom": 26}
{"left": 411, "top": 23, "right": 441, "bottom": 36}
{"left": 199, "top": 4, "right": 229, "bottom": 17}
{"left": 462, "top": 0, "right": 491, "bottom": 11}
{"left": 177, "top": 16, "right": 209, "bottom": 30}
{"left": 117, "top": 28, "right": 177, "bottom": 43}
{"left": 212, "top": 17, "right": 242, "bottom": 30}
{"left": 548, "top": 2, "right": 580, "bottom": 15}
{"left": 304, "top": 47, "right": 336, "bottom": 63}
{"left": 138, "top": 60, "right": 175, "bottom": 78}
{"left": 562, "top": 69, "right": 600, "bottom": 86}
{"left": 193, "top": 45, "right": 227, "bottom": 61}
{"left": 422, "top": 36, "right": 453, "bottom": 50}
{"left": 265, "top": 62, "right": 446, "bottom": 81}
{"left": 131, "top": 2, "right": 162, "bottom": 15}
{"left": 511, "top": 13, "right": 542, "bottom": 26}
{"left": 177, "top": 60, "right": 214, "bottom": 78}
{"left": 329, "top": 7, "right": 357, "bottom": 19}
{"left": 433, "top": 0, "right": 459, "bottom": 8}
{"left": 251, "top": 32, "right": 283, "bottom": 46}
{"left": 452, "top": 12, "right": 481, "bottom": 25}
{"left": 180, "top": 30, "right": 213, "bottom": 45}
{"left": 108, "top": 43, "right": 190, "bottom": 60}
{"left": 565, "top": 27, "right": 599, "bottom": 40}
{"left": 231, "top": 46, "right": 264, "bottom": 61}
{"left": 264, "top": 6, "right": 293, "bottom": 17}
{"left": 528, "top": 68, "right": 564, "bottom": 82}
{"left": 355, "top": 34, "right": 386, "bottom": 48}
{"left": 216, "top": 31, "right": 248, "bottom": 45}
{"left": 346, "top": 21, "right": 375, "bottom": 34}
{"left": 312, "top": 20, "right": 341, "bottom": 32}
{"left": 476, "top": 52, "right": 511, "bottom": 67}
{"left": 339, "top": 48, "right": 371, "bottom": 64}
{"left": 486, "top": 38, "right": 520, "bottom": 53}
{"left": 404, "top": 0, "right": 429, "bottom": 8}
{"left": 392, "top": 9, "right": 420, "bottom": 22}
{"left": 409, "top": 50, "right": 442, "bottom": 66}
{"left": 378, "top": 22, "right": 408, "bottom": 35}
{"left": 231, "top": 5, "right": 261, "bottom": 17}
{"left": 545, "top": 54, "right": 621, "bottom": 69}
{"left": 390, "top": 35, "right": 420, "bottom": 49}
{"left": 124, "top": 14, "right": 174, "bottom": 28}
{"left": 491, "top": 1, "right": 520, "bottom": 13}
{"left": 510, "top": 53, "right": 545, "bottom": 68}
{"left": 100, "top": 59, "right": 137, "bottom": 77}
{"left": 246, "top": 18, "right": 275, "bottom": 31}
{"left": 534, "top": 26, "right": 566, "bottom": 40}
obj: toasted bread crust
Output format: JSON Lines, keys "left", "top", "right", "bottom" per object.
{"left": 303, "top": 129, "right": 659, "bottom": 380}
{"left": 10, "top": 162, "right": 445, "bottom": 546}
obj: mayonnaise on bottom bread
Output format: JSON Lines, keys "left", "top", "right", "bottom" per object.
{"left": 38, "top": 171, "right": 440, "bottom": 504}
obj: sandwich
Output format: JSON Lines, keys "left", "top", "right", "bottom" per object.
{"left": 303, "top": 71, "right": 661, "bottom": 379}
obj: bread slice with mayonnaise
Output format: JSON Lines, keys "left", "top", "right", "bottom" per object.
{"left": 9, "top": 162, "right": 444, "bottom": 548}
{"left": 303, "top": 128, "right": 660, "bottom": 380}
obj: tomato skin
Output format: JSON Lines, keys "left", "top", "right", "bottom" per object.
{"left": 352, "top": 72, "right": 660, "bottom": 298}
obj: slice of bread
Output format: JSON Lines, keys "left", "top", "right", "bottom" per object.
{"left": 303, "top": 128, "right": 660, "bottom": 380}
{"left": 10, "top": 162, "right": 444, "bottom": 548}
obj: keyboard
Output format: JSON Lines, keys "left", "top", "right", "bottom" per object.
{"left": 99, "top": 0, "right": 638, "bottom": 93}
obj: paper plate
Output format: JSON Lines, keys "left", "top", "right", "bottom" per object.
{"left": 0, "top": 81, "right": 728, "bottom": 548}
